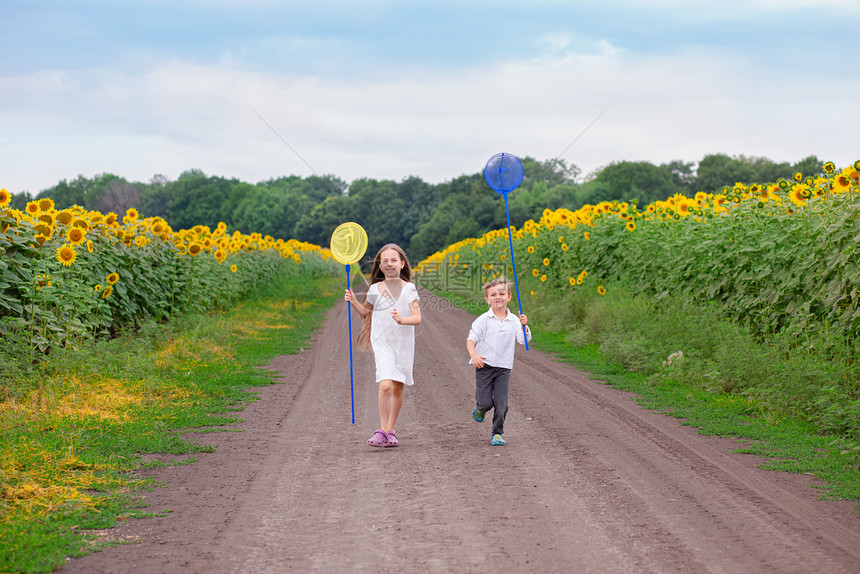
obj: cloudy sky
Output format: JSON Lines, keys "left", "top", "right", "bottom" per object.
{"left": 3, "top": 0, "right": 858, "bottom": 195}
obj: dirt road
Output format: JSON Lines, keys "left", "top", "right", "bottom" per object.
{"left": 62, "top": 291, "right": 860, "bottom": 573}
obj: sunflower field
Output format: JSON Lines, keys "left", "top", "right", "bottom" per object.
{"left": 416, "top": 160, "right": 860, "bottom": 438}
{"left": 1, "top": 191, "right": 340, "bottom": 571}
{"left": 0, "top": 192, "right": 338, "bottom": 373}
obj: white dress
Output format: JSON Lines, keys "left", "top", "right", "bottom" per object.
{"left": 365, "top": 281, "right": 419, "bottom": 386}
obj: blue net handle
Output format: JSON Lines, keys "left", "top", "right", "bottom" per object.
{"left": 346, "top": 264, "right": 355, "bottom": 424}
{"left": 503, "top": 194, "right": 529, "bottom": 350}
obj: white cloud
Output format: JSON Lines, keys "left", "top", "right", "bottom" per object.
{"left": 3, "top": 34, "right": 858, "bottom": 196}
{"left": 537, "top": 33, "right": 574, "bottom": 53}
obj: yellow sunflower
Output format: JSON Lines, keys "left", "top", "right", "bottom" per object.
{"left": 87, "top": 240, "right": 94, "bottom": 253}
{"left": 584, "top": 232, "right": 590, "bottom": 241}
{"left": 527, "top": 245, "right": 535, "bottom": 254}
{"left": 188, "top": 243, "right": 202, "bottom": 256}
{"left": 71, "top": 218, "right": 89, "bottom": 230}
{"left": 532, "top": 268, "right": 540, "bottom": 277}
{"left": 0, "top": 188, "right": 12, "bottom": 208}
{"left": 67, "top": 227, "right": 86, "bottom": 245}
{"left": 833, "top": 174, "right": 852, "bottom": 193}
{"left": 539, "top": 274, "right": 547, "bottom": 283}
{"left": 823, "top": 161, "right": 835, "bottom": 174}
{"left": 569, "top": 277, "right": 576, "bottom": 286}
{"left": 542, "top": 258, "right": 550, "bottom": 266}
{"left": 561, "top": 243, "right": 569, "bottom": 251}
{"left": 56, "top": 244, "right": 77, "bottom": 266}
{"left": 598, "top": 285, "right": 606, "bottom": 295}
{"left": 626, "top": 221, "right": 636, "bottom": 232}
{"left": 793, "top": 172, "right": 803, "bottom": 182}
{"left": 125, "top": 207, "right": 139, "bottom": 222}
{"left": 106, "top": 272, "right": 120, "bottom": 285}
{"left": 26, "top": 201, "right": 41, "bottom": 215}
{"left": 230, "top": 264, "right": 238, "bottom": 273}
{"left": 34, "top": 223, "right": 53, "bottom": 238}
{"left": 35, "top": 274, "right": 52, "bottom": 289}
{"left": 102, "top": 285, "right": 113, "bottom": 299}
{"left": 788, "top": 185, "right": 808, "bottom": 206}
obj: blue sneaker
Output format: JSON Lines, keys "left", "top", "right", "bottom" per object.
{"left": 472, "top": 406, "right": 485, "bottom": 422}
{"left": 491, "top": 434, "right": 506, "bottom": 446}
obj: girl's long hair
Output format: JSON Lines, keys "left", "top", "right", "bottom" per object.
{"left": 357, "top": 243, "right": 412, "bottom": 351}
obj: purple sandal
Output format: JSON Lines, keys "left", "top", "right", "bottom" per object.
{"left": 384, "top": 430, "right": 398, "bottom": 447}
{"left": 367, "top": 429, "right": 388, "bottom": 447}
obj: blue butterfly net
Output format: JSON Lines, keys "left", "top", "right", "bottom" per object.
{"left": 483, "top": 152, "right": 524, "bottom": 195}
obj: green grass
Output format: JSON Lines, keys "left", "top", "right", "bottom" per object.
{"left": 0, "top": 273, "right": 341, "bottom": 574}
{"left": 1, "top": 495, "right": 163, "bottom": 574}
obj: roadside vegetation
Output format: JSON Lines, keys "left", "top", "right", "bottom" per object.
{"left": 0, "top": 189, "right": 340, "bottom": 573}
{"left": 0, "top": 272, "right": 341, "bottom": 574}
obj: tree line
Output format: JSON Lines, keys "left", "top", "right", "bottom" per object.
{"left": 7, "top": 153, "right": 822, "bottom": 262}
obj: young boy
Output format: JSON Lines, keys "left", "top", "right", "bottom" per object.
{"left": 466, "top": 276, "right": 531, "bottom": 446}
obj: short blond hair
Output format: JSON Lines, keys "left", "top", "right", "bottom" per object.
{"left": 482, "top": 276, "right": 511, "bottom": 296}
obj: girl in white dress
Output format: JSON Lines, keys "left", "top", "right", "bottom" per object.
{"left": 345, "top": 244, "right": 421, "bottom": 447}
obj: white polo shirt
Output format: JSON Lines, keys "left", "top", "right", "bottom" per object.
{"left": 467, "top": 307, "right": 531, "bottom": 369}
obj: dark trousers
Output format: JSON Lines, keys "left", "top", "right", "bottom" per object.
{"left": 475, "top": 365, "right": 511, "bottom": 436}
